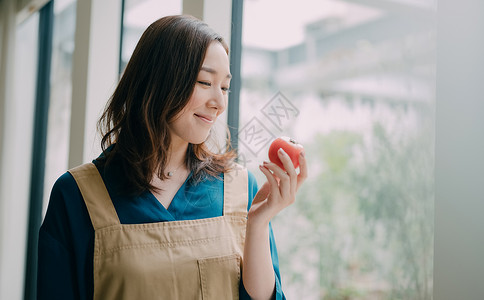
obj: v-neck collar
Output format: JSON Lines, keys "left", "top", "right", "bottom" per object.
{"left": 146, "top": 170, "right": 193, "bottom": 220}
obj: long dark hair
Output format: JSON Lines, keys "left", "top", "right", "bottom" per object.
{"left": 97, "top": 15, "right": 237, "bottom": 195}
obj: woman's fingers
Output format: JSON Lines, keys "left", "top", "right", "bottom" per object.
{"left": 296, "top": 151, "right": 307, "bottom": 190}
{"left": 253, "top": 148, "right": 307, "bottom": 222}
{"left": 259, "top": 163, "right": 279, "bottom": 197}
{"left": 277, "top": 148, "right": 298, "bottom": 192}
{"left": 261, "top": 164, "right": 292, "bottom": 205}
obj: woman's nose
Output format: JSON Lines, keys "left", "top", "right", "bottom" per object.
{"left": 209, "top": 88, "right": 227, "bottom": 112}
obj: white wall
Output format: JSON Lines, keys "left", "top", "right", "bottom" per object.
{"left": 434, "top": 1, "right": 484, "bottom": 299}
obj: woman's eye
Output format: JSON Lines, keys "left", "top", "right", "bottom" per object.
{"left": 198, "top": 81, "right": 230, "bottom": 93}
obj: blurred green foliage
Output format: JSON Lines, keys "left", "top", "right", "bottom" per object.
{"left": 273, "top": 118, "right": 434, "bottom": 300}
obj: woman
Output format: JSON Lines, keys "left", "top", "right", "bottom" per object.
{"left": 38, "top": 15, "right": 307, "bottom": 300}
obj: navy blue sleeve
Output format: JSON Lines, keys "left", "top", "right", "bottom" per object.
{"left": 37, "top": 172, "right": 94, "bottom": 300}
{"left": 240, "top": 170, "right": 286, "bottom": 300}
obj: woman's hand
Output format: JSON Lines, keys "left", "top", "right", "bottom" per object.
{"left": 248, "top": 148, "right": 307, "bottom": 227}
{"left": 242, "top": 148, "right": 307, "bottom": 299}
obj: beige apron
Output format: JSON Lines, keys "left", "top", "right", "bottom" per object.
{"left": 69, "top": 163, "right": 248, "bottom": 300}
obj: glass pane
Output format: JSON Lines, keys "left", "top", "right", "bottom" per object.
{"left": 9, "top": 12, "right": 39, "bottom": 300}
{"left": 43, "top": 0, "right": 77, "bottom": 215}
{"left": 240, "top": 1, "right": 436, "bottom": 299}
{"left": 121, "top": 0, "right": 182, "bottom": 71}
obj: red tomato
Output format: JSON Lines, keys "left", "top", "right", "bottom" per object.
{"left": 268, "top": 136, "right": 304, "bottom": 170}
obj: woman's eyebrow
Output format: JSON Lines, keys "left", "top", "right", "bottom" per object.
{"left": 200, "top": 66, "right": 232, "bottom": 79}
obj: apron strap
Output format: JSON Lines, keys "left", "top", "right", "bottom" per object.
{"left": 223, "top": 163, "right": 249, "bottom": 217}
{"left": 68, "top": 163, "right": 120, "bottom": 230}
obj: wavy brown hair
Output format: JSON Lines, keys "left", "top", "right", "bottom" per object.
{"left": 97, "top": 15, "right": 237, "bottom": 195}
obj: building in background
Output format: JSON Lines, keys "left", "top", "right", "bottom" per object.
{"left": 238, "top": 1, "right": 435, "bottom": 299}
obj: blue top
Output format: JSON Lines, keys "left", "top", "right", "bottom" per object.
{"left": 37, "top": 158, "right": 285, "bottom": 300}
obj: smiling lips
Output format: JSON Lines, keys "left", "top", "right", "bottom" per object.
{"left": 195, "top": 114, "right": 215, "bottom": 124}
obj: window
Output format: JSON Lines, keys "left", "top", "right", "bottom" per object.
{"left": 239, "top": 1, "right": 436, "bottom": 299}
{"left": 43, "top": 0, "right": 77, "bottom": 214}
{"left": 120, "top": 0, "right": 182, "bottom": 71}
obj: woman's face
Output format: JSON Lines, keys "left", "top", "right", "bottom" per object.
{"left": 169, "top": 41, "right": 231, "bottom": 146}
